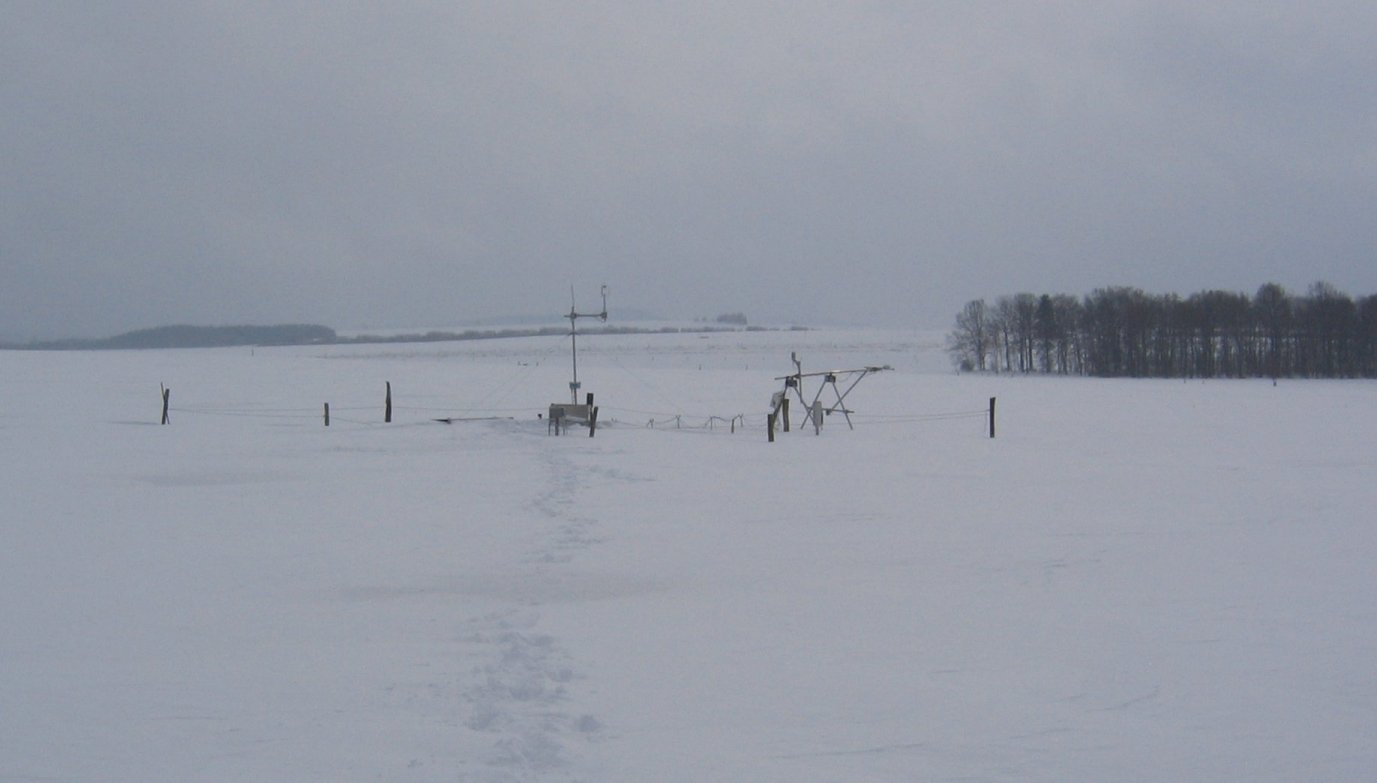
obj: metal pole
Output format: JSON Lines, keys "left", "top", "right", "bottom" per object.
{"left": 570, "top": 311, "right": 579, "bottom": 404}
{"left": 565, "top": 286, "right": 606, "bottom": 405}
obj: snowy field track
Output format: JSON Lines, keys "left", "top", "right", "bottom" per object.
{"left": 3, "top": 328, "right": 1376, "bottom": 782}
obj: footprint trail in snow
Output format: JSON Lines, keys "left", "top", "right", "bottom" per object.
{"left": 457, "top": 439, "right": 609, "bottom": 781}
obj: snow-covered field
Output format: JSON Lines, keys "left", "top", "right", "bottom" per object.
{"left": 3, "top": 328, "right": 1375, "bottom": 782}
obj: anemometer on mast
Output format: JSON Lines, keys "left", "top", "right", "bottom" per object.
{"left": 547, "top": 285, "right": 608, "bottom": 436}
{"left": 566, "top": 284, "right": 607, "bottom": 405}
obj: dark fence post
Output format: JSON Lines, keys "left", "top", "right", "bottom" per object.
{"left": 588, "top": 406, "right": 599, "bottom": 437}
{"left": 767, "top": 412, "right": 776, "bottom": 442}
{"left": 385, "top": 381, "right": 392, "bottom": 423}
{"left": 324, "top": 402, "right": 330, "bottom": 427}
{"left": 782, "top": 398, "right": 790, "bottom": 432}
{"left": 160, "top": 385, "right": 171, "bottom": 425}
{"left": 989, "top": 397, "right": 996, "bottom": 439}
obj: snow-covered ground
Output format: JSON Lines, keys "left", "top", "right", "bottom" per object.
{"left": 3, "top": 328, "right": 1375, "bottom": 782}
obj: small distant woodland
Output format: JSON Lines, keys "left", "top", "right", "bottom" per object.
{"left": 947, "top": 282, "right": 1377, "bottom": 378}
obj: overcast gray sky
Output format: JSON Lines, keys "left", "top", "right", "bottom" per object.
{"left": 3, "top": 2, "right": 1375, "bottom": 339}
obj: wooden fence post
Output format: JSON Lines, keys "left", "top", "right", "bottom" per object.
{"left": 324, "top": 402, "right": 330, "bottom": 427}
{"left": 782, "top": 398, "right": 790, "bottom": 432}
{"left": 989, "top": 397, "right": 996, "bottom": 439}
{"left": 767, "top": 412, "right": 776, "bottom": 442}
{"left": 588, "top": 406, "right": 599, "bottom": 437}
{"left": 385, "top": 381, "right": 392, "bottom": 423}
{"left": 160, "top": 385, "right": 171, "bottom": 425}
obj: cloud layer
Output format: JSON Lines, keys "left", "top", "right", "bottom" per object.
{"left": 4, "top": 2, "right": 1375, "bottom": 338}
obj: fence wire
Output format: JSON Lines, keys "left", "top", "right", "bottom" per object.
{"left": 166, "top": 390, "right": 992, "bottom": 436}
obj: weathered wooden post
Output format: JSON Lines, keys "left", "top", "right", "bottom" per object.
{"left": 767, "top": 412, "right": 776, "bottom": 442}
{"left": 160, "top": 385, "right": 171, "bottom": 425}
{"left": 989, "top": 397, "right": 996, "bottom": 439}
{"left": 782, "top": 398, "right": 790, "bottom": 432}
{"left": 324, "top": 402, "right": 330, "bottom": 427}
{"left": 385, "top": 381, "right": 392, "bottom": 423}
{"left": 589, "top": 406, "right": 599, "bottom": 437}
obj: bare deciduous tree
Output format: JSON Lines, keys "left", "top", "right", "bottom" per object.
{"left": 946, "top": 299, "right": 992, "bottom": 372}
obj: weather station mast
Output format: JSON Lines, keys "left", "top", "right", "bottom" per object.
{"left": 565, "top": 285, "right": 608, "bottom": 404}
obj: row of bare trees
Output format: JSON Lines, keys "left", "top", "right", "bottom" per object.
{"left": 948, "top": 283, "right": 1377, "bottom": 378}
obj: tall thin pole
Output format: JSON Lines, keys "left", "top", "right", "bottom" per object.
{"left": 569, "top": 295, "right": 579, "bottom": 404}
{"left": 566, "top": 285, "right": 607, "bottom": 405}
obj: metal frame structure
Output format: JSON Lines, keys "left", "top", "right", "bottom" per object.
{"left": 773, "top": 352, "right": 891, "bottom": 434}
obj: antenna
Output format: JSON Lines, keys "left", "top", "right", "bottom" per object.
{"left": 566, "top": 285, "right": 608, "bottom": 404}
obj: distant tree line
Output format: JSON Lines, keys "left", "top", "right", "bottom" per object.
{"left": 947, "top": 282, "right": 1377, "bottom": 378}
{"left": 106, "top": 324, "right": 339, "bottom": 349}
{"left": 8, "top": 324, "right": 339, "bottom": 350}
{"left": 3, "top": 321, "right": 795, "bottom": 351}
